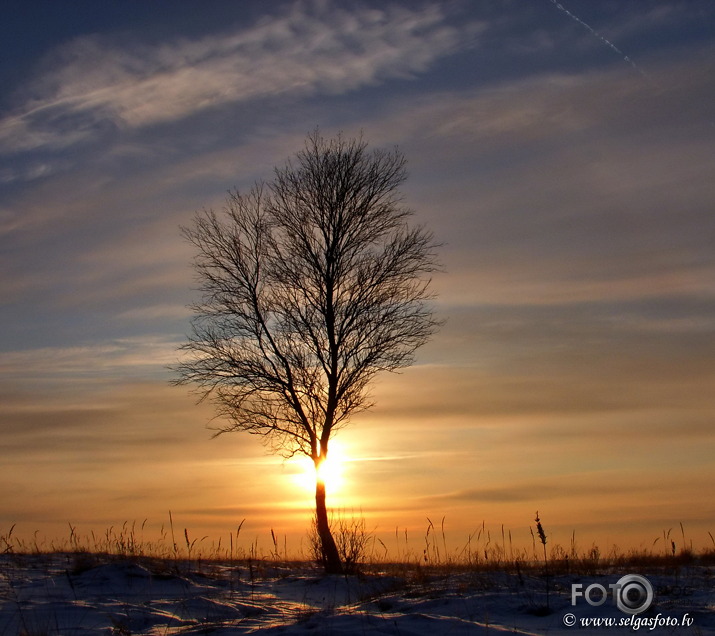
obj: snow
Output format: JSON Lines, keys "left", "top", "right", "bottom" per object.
{"left": 1, "top": 554, "right": 712, "bottom": 634}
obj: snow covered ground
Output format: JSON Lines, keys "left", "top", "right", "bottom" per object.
{"left": 1, "top": 554, "right": 712, "bottom": 634}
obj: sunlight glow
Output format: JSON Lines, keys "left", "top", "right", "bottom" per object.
{"left": 291, "top": 440, "right": 348, "bottom": 495}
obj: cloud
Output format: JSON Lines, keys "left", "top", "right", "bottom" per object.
{"left": 0, "top": 377, "right": 304, "bottom": 533}
{"left": 345, "top": 48, "right": 715, "bottom": 310}
{"left": 0, "top": 336, "right": 181, "bottom": 382}
{"left": 0, "top": 2, "right": 476, "bottom": 159}
{"left": 420, "top": 473, "right": 655, "bottom": 505}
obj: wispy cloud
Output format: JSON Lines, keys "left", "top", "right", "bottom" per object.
{"left": 351, "top": 50, "right": 715, "bottom": 310}
{"left": 0, "top": 336, "right": 180, "bottom": 381}
{"left": 0, "top": 2, "right": 476, "bottom": 159}
{"left": 419, "top": 472, "right": 656, "bottom": 504}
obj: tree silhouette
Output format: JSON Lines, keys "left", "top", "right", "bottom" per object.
{"left": 174, "top": 131, "right": 439, "bottom": 573}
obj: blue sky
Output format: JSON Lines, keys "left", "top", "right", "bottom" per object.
{"left": 1, "top": 1, "right": 714, "bottom": 552}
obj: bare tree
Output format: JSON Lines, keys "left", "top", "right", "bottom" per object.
{"left": 174, "top": 131, "right": 439, "bottom": 573}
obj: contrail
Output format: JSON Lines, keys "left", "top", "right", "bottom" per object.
{"left": 549, "top": 0, "right": 647, "bottom": 78}
{"left": 550, "top": 0, "right": 715, "bottom": 132}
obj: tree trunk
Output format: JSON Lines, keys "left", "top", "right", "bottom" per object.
{"left": 315, "top": 478, "right": 343, "bottom": 574}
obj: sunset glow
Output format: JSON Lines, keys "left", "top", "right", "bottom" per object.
{"left": 1, "top": 1, "right": 714, "bottom": 556}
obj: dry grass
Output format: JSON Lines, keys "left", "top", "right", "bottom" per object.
{"left": 2, "top": 513, "right": 714, "bottom": 578}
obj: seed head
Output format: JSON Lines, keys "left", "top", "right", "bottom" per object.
{"left": 535, "top": 511, "right": 547, "bottom": 546}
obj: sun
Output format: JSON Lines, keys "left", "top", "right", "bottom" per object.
{"left": 291, "top": 440, "right": 347, "bottom": 495}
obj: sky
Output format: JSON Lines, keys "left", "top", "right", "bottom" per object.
{"left": 1, "top": 0, "right": 714, "bottom": 557}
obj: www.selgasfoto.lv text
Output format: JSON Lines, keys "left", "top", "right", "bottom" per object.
{"left": 563, "top": 612, "right": 694, "bottom": 630}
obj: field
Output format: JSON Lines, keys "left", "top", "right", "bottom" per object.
{"left": 1, "top": 522, "right": 714, "bottom": 635}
